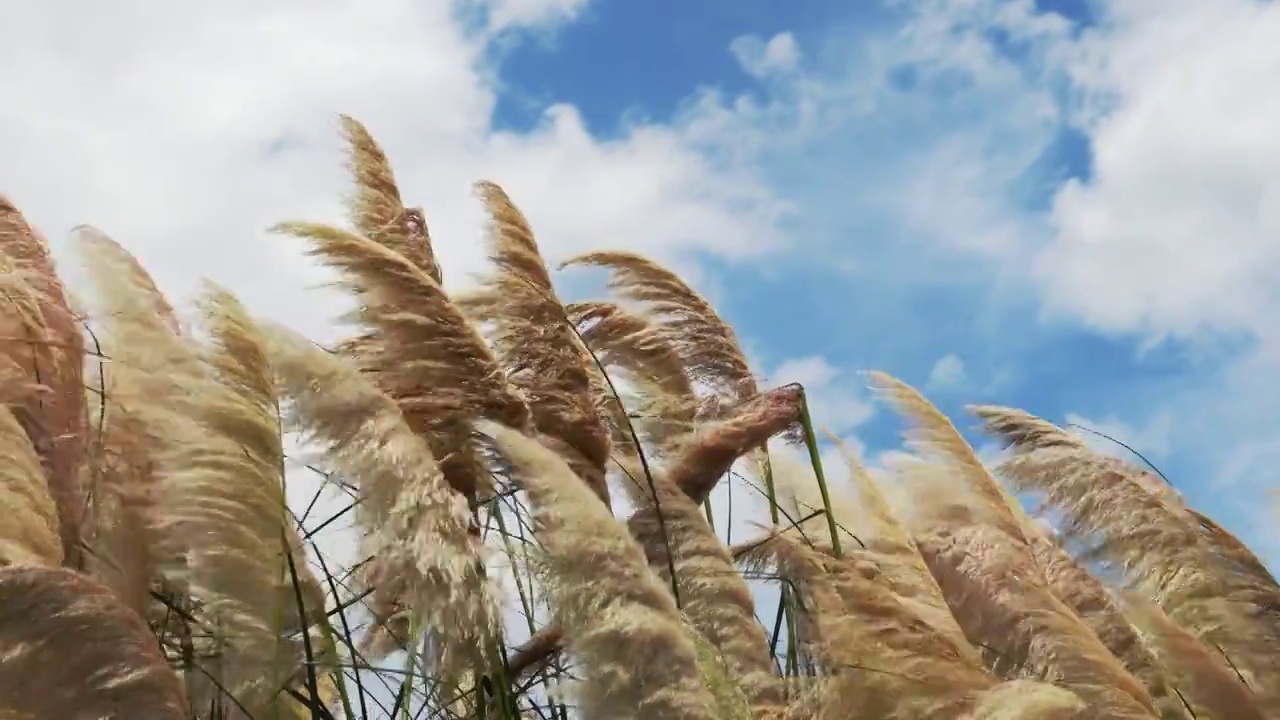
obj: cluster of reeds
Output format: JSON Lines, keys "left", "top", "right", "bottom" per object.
{"left": 0, "top": 116, "right": 1274, "bottom": 719}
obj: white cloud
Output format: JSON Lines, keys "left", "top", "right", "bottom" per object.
{"left": 927, "top": 352, "right": 968, "bottom": 389}
{"left": 768, "top": 355, "right": 875, "bottom": 434}
{"left": 479, "top": 0, "right": 591, "bottom": 33}
{"left": 1062, "top": 411, "right": 1173, "bottom": 460}
{"left": 730, "top": 32, "right": 801, "bottom": 79}
{"left": 0, "top": 0, "right": 813, "bottom": 611}
{"left": 0, "top": 0, "right": 788, "bottom": 348}
{"left": 1033, "top": 1, "right": 1280, "bottom": 345}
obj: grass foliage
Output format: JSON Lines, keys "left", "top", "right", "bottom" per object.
{"left": 0, "top": 116, "right": 1274, "bottom": 720}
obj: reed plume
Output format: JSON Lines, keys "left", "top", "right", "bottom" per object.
{"left": 916, "top": 520, "right": 1158, "bottom": 719}
{"left": 868, "top": 372, "right": 1037, "bottom": 542}
{"left": 871, "top": 375, "right": 1157, "bottom": 717}
{"left": 561, "top": 250, "right": 758, "bottom": 411}
{"left": 1031, "top": 533, "right": 1192, "bottom": 720}
{"left": 461, "top": 182, "right": 613, "bottom": 507}
{"left": 741, "top": 530, "right": 1085, "bottom": 720}
{"left": 0, "top": 199, "right": 86, "bottom": 568}
{"left": 506, "top": 384, "right": 802, "bottom": 680}
{"left": 626, "top": 465, "right": 786, "bottom": 713}
{"left": 339, "top": 115, "right": 441, "bottom": 283}
{"left": 272, "top": 220, "right": 529, "bottom": 499}
{"left": 978, "top": 408, "right": 1280, "bottom": 712}
{"left": 483, "top": 422, "right": 720, "bottom": 720}
{"left": 566, "top": 300, "right": 698, "bottom": 455}
{"left": 0, "top": 564, "right": 189, "bottom": 719}
{"left": 773, "top": 440, "right": 978, "bottom": 664}
{"left": 265, "top": 323, "right": 500, "bottom": 669}
{"left": 0, "top": 380, "right": 62, "bottom": 567}
{"left": 1124, "top": 593, "right": 1267, "bottom": 720}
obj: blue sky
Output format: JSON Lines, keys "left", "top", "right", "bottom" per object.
{"left": 4, "top": 0, "right": 1280, "bottom": 572}
{"left": 483, "top": 0, "right": 1280, "bottom": 561}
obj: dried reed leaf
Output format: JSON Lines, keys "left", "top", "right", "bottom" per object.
{"left": 665, "top": 384, "right": 803, "bottom": 504}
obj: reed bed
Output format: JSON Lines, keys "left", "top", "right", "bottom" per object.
{"left": 0, "top": 117, "right": 1273, "bottom": 719}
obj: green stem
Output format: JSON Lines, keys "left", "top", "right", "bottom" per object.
{"left": 798, "top": 389, "right": 842, "bottom": 558}
{"left": 784, "top": 586, "right": 800, "bottom": 676}
{"left": 762, "top": 454, "right": 780, "bottom": 525}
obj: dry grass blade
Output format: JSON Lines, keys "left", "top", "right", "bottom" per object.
{"left": 1031, "top": 534, "right": 1192, "bottom": 720}
{"left": 273, "top": 220, "right": 529, "bottom": 499}
{"left": 266, "top": 324, "right": 500, "bottom": 668}
{"left": 482, "top": 422, "right": 720, "bottom": 720}
{"left": 464, "top": 182, "right": 613, "bottom": 507}
{"left": 0, "top": 199, "right": 86, "bottom": 568}
{"left": 339, "top": 115, "right": 441, "bottom": 283}
{"left": 0, "top": 564, "right": 188, "bottom": 718}
{"left": 1124, "top": 593, "right": 1267, "bottom": 720}
{"left": 561, "top": 250, "right": 757, "bottom": 409}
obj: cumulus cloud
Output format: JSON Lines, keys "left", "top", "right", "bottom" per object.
{"left": 768, "top": 355, "right": 875, "bottom": 434}
{"left": 730, "top": 32, "right": 801, "bottom": 79}
{"left": 1036, "top": 0, "right": 1280, "bottom": 345}
{"left": 478, "top": 0, "right": 591, "bottom": 33}
{"left": 0, "top": 0, "right": 788, "bottom": 348}
{"left": 927, "top": 352, "right": 968, "bottom": 389}
{"left": 0, "top": 0, "right": 812, "bottom": 591}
